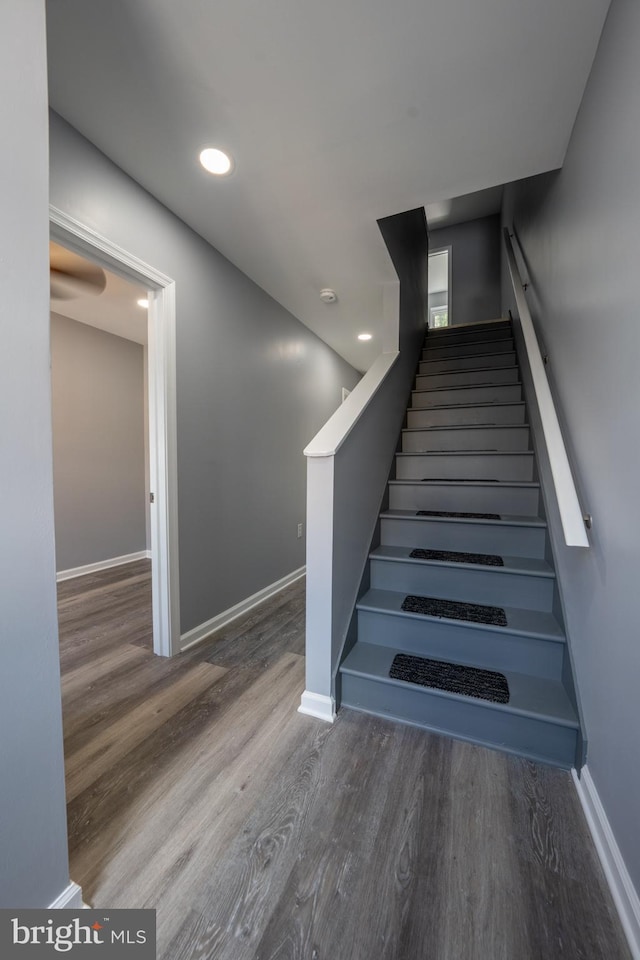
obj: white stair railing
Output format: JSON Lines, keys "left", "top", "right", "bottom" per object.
{"left": 503, "top": 227, "right": 590, "bottom": 547}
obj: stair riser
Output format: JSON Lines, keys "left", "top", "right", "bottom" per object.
{"left": 412, "top": 383, "right": 522, "bottom": 408}
{"left": 388, "top": 482, "right": 540, "bottom": 516}
{"left": 423, "top": 339, "right": 514, "bottom": 361}
{"left": 369, "top": 558, "right": 555, "bottom": 610}
{"left": 419, "top": 352, "right": 516, "bottom": 374}
{"left": 396, "top": 452, "right": 534, "bottom": 482}
{"left": 415, "top": 367, "right": 519, "bottom": 390}
{"left": 402, "top": 425, "right": 530, "bottom": 453}
{"left": 340, "top": 674, "right": 577, "bottom": 768}
{"left": 407, "top": 404, "right": 526, "bottom": 427}
{"left": 356, "top": 608, "right": 564, "bottom": 678}
{"left": 425, "top": 324, "right": 511, "bottom": 346}
{"left": 380, "top": 517, "right": 547, "bottom": 557}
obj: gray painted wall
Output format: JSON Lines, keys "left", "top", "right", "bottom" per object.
{"left": 0, "top": 2, "right": 71, "bottom": 907}
{"left": 502, "top": 0, "right": 640, "bottom": 893}
{"left": 49, "top": 113, "right": 360, "bottom": 634}
{"left": 430, "top": 215, "right": 501, "bottom": 326}
{"left": 51, "top": 313, "right": 146, "bottom": 571}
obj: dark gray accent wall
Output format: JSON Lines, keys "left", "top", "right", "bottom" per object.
{"left": 49, "top": 112, "right": 360, "bottom": 633}
{"left": 502, "top": 0, "right": 640, "bottom": 893}
{"left": 0, "top": 2, "right": 71, "bottom": 907}
{"left": 330, "top": 208, "right": 428, "bottom": 691}
{"left": 51, "top": 313, "right": 146, "bottom": 571}
{"left": 430, "top": 215, "right": 501, "bottom": 326}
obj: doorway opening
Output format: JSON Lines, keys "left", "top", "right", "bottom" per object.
{"left": 428, "top": 246, "right": 452, "bottom": 328}
{"left": 49, "top": 207, "right": 179, "bottom": 658}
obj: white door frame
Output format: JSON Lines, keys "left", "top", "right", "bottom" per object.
{"left": 428, "top": 244, "right": 453, "bottom": 326}
{"left": 49, "top": 206, "right": 180, "bottom": 657}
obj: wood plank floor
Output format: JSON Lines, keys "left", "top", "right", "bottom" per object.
{"left": 58, "top": 561, "right": 631, "bottom": 960}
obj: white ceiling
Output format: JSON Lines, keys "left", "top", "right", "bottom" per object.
{"left": 46, "top": 0, "right": 610, "bottom": 371}
{"left": 50, "top": 242, "right": 149, "bottom": 344}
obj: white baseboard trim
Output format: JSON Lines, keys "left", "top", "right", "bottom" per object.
{"left": 56, "top": 551, "right": 150, "bottom": 582}
{"left": 298, "top": 690, "right": 336, "bottom": 723}
{"left": 49, "top": 881, "right": 86, "bottom": 910}
{"left": 180, "top": 566, "right": 306, "bottom": 652}
{"left": 573, "top": 766, "right": 640, "bottom": 959}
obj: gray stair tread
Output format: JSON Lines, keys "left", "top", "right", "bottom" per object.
{"left": 418, "top": 364, "right": 519, "bottom": 378}
{"left": 388, "top": 479, "right": 540, "bottom": 488}
{"left": 424, "top": 335, "right": 513, "bottom": 348}
{"left": 426, "top": 322, "right": 510, "bottom": 334}
{"left": 407, "top": 402, "right": 524, "bottom": 413}
{"left": 420, "top": 350, "right": 514, "bottom": 366}
{"left": 397, "top": 450, "right": 533, "bottom": 458}
{"left": 340, "top": 641, "right": 578, "bottom": 727}
{"left": 408, "top": 400, "right": 526, "bottom": 412}
{"left": 402, "top": 423, "right": 530, "bottom": 434}
{"left": 413, "top": 381, "right": 523, "bottom": 396}
{"left": 357, "top": 589, "right": 565, "bottom": 641}
{"left": 381, "top": 508, "right": 545, "bottom": 527}
{"left": 370, "top": 544, "right": 555, "bottom": 578}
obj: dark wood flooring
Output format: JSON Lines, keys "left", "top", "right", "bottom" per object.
{"left": 57, "top": 561, "right": 631, "bottom": 960}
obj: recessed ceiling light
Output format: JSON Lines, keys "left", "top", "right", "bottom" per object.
{"left": 137, "top": 298, "right": 149, "bottom": 309}
{"left": 358, "top": 332, "right": 372, "bottom": 341}
{"left": 199, "top": 147, "right": 233, "bottom": 176}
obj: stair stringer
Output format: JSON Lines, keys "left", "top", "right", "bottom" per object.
{"left": 509, "top": 313, "right": 587, "bottom": 767}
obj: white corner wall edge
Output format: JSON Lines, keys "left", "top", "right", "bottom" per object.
{"left": 180, "top": 566, "right": 306, "bottom": 652}
{"left": 298, "top": 691, "right": 336, "bottom": 723}
{"left": 49, "top": 881, "right": 86, "bottom": 910}
{"left": 572, "top": 766, "right": 640, "bottom": 959}
{"left": 56, "top": 551, "right": 150, "bottom": 582}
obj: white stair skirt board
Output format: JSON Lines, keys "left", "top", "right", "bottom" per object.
{"left": 56, "top": 551, "right": 150, "bottom": 582}
{"left": 180, "top": 566, "right": 306, "bottom": 652}
{"left": 298, "top": 691, "right": 336, "bottom": 723}
{"left": 573, "top": 766, "right": 640, "bottom": 960}
{"left": 49, "top": 881, "right": 86, "bottom": 910}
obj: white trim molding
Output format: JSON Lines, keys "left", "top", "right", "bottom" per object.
{"left": 49, "top": 881, "right": 85, "bottom": 910}
{"left": 298, "top": 691, "right": 336, "bottom": 723}
{"left": 56, "top": 551, "right": 149, "bottom": 582}
{"left": 180, "top": 566, "right": 306, "bottom": 652}
{"left": 573, "top": 766, "right": 640, "bottom": 959}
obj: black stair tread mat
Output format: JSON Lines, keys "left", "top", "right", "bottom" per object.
{"left": 401, "top": 594, "right": 508, "bottom": 627}
{"left": 409, "top": 548, "right": 504, "bottom": 567}
{"left": 416, "top": 510, "right": 501, "bottom": 520}
{"left": 422, "top": 448, "right": 499, "bottom": 453}
{"left": 390, "top": 653, "right": 510, "bottom": 704}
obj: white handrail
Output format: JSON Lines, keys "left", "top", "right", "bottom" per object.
{"left": 503, "top": 228, "right": 590, "bottom": 547}
{"left": 304, "top": 352, "right": 398, "bottom": 457}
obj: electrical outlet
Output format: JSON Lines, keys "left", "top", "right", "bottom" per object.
{"left": 297, "top": 522, "right": 303, "bottom": 539}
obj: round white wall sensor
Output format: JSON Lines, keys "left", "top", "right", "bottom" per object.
{"left": 320, "top": 288, "right": 337, "bottom": 303}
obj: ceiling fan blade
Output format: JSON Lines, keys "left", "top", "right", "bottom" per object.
{"left": 49, "top": 251, "right": 107, "bottom": 301}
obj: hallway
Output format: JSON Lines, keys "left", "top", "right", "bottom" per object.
{"left": 58, "top": 565, "right": 630, "bottom": 959}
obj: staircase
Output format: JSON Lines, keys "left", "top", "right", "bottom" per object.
{"left": 339, "top": 318, "right": 581, "bottom": 769}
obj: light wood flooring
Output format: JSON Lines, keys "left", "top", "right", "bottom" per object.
{"left": 58, "top": 561, "right": 631, "bottom": 960}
